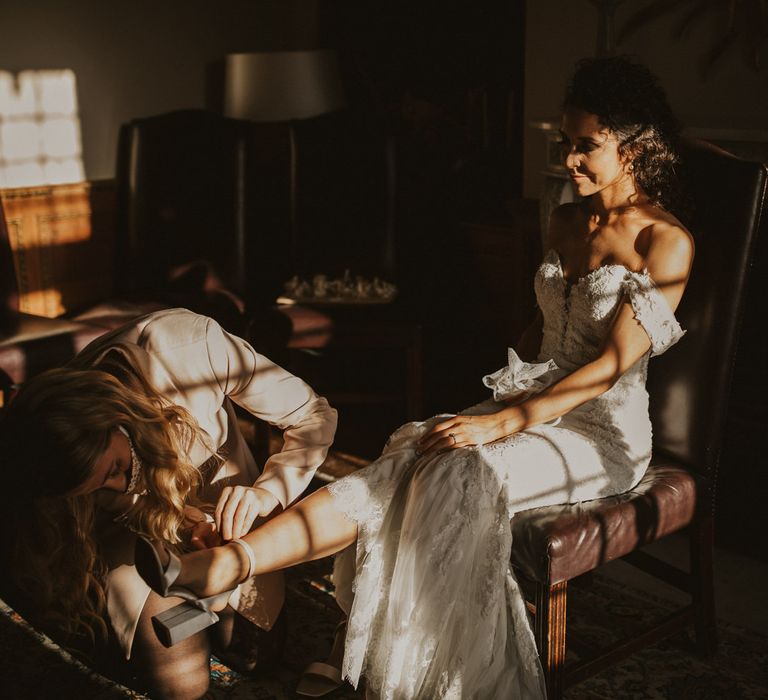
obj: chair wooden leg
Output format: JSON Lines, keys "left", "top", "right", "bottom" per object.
{"left": 691, "top": 514, "right": 717, "bottom": 656}
{"left": 535, "top": 580, "right": 567, "bottom": 700}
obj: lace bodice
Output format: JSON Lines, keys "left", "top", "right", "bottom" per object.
{"left": 536, "top": 248, "right": 685, "bottom": 371}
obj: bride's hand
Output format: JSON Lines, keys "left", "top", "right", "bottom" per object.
{"left": 418, "top": 414, "right": 506, "bottom": 455}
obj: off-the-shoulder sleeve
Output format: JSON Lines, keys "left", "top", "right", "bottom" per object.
{"left": 622, "top": 271, "right": 686, "bottom": 357}
{"left": 204, "top": 319, "right": 338, "bottom": 507}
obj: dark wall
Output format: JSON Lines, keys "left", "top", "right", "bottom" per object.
{"left": 323, "top": 0, "right": 526, "bottom": 208}
{"left": 1, "top": 0, "right": 536, "bottom": 421}
{"left": 0, "top": 0, "right": 527, "bottom": 202}
{"left": 310, "top": 1, "right": 528, "bottom": 303}
{"left": 0, "top": 0, "right": 528, "bottom": 295}
{"left": 524, "top": 1, "right": 768, "bottom": 197}
{"left": 0, "top": 0, "right": 322, "bottom": 180}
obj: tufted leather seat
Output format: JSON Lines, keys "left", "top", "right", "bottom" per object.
{"left": 0, "top": 306, "right": 165, "bottom": 399}
{"left": 513, "top": 461, "right": 697, "bottom": 585}
{"left": 0, "top": 315, "right": 105, "bottom": 387}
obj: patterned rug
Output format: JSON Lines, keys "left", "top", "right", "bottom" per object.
{"left": 1, "top": 559, "right": 766, "bottom": 699}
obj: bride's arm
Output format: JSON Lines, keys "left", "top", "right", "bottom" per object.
{"left": 420, "top": 223, "right": 694, "bottom": 452}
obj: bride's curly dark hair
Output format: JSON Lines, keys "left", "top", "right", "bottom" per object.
{"left": 563, "top": 55, "right": 683, "bottom": 212}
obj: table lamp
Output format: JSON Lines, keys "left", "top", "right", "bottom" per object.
{"left": 223, "top": 50, "right": 346, "bottom": 267}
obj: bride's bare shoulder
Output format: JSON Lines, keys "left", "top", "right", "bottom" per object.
{"left": 639, "top": 214, "right": 695, "bottom": 281}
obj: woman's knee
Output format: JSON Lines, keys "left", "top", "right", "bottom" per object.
{"left": 131, "top": 592, "right": 212, "bottom": 699}
{"left": 134, "top": 633, "right": 211, "bottom": 700}
{"left": 147, "top": 669, "right": 210, "bottom": 700}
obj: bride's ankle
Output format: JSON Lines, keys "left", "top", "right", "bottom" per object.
{"left": 175, "top": 541, "right": 252, "bottom": 595}
{"left": 174, "top": 546, "right": 234, "bottom": 594}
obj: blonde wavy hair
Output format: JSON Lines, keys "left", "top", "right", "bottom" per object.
{"left": 0, "top": 350, "right": 207, "bottom": 648}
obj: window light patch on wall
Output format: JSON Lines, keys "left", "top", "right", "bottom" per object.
{"left": 0, "top": 69, "right": 85, "bottom": 188}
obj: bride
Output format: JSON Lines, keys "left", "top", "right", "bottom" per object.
{"left": 137, "top": 55, "right": 694, "bottom": 699}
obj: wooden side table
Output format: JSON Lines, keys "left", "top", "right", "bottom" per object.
{"left": 252, "top": 302, "right": 423, "bottom": 453}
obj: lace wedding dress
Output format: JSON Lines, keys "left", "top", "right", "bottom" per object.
{"left": 328, "top": 249, "right": 685, "bottom": 699}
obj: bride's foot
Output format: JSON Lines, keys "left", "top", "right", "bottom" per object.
{"left": 173, "top": 541, "right": 255, "bottom": 601}
{"left": 135, "top": 536, "right": 257, "bottom": 646}
{"left": 135, "top": 537, "right": 256, "bottom": 607}
{"left": 296, "top": 620, "right": 347, "bottom": 697}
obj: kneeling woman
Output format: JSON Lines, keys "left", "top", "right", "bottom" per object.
{"left": 0, "top": 308, "right": 337, "bottom": 699}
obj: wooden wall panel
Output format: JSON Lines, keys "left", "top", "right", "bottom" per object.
{"left": 0, "top": 181, "right": 116, "bottom": 317}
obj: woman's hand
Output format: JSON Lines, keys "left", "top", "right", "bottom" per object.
{"left": 181, "top": 504, "right": 222, "bottom": 550}
{"left": 189, "top": 519, "right": 222, "bottom": 550}
{"left": 215, "top": 486, "right": 280, "bottom": 541}
{"left": 417, "top": 413, "right": 509, "bottom": 455}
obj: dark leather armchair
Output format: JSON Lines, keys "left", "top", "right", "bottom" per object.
{"left": 115, "top": 109, "right": 290, "bottom": 336}
{"left": 2, "top": 109, "right": 264, "bottom": 401}
{"left": 511, "top": 139, "right": 766, "bottom": 698}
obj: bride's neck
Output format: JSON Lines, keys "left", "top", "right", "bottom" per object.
{"left": 588, "top": 177, "right": 648, "bottom": 221}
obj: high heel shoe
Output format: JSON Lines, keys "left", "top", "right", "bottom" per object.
{"left": 134, "top": 535, "right": 256, "bottom": 646}
{"left": 296, "top": 620, "right": 347, "bottom": 697}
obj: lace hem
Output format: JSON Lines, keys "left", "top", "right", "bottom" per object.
{"left": 327, "top": 445, "right": 546, "bottom": 699}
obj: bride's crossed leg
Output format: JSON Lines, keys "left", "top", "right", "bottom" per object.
{"left": 165, "top": 487, "right": 358, "bottom": 600}
{"left": 159, "top": 420, "right": 430, "bottom": 601}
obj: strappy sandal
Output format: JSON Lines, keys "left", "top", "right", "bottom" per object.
{"left": 135, "top": 535, "right": 256, "bottom": 646}
{"left": 296, "top": 620, "right": 346, "bottom": 697}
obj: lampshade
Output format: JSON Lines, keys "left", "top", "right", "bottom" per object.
{"left": 224, "top": 50, "right": 345, "bottom": 122}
